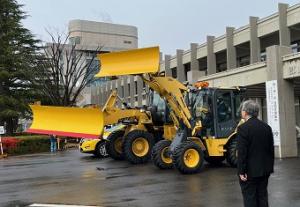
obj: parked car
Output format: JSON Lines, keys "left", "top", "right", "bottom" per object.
{"left": 79, "top": 124, "right": 125, "bottom": 158}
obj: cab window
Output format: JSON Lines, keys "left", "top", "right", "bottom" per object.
{"left": 216, "top": 92, "right": 232, "bottom": 123}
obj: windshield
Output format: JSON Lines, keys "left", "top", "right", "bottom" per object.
{"left": 152, "top": 93, "right": 166, "bottom": 112}
{"left": 148, "top": 91, "right": 171, "bottom": 125}
{"left": 190, "top": 89, "right": 215, "bottom": 136}
{"left": 190, "top": 90, "right": 209, "bottom": 118}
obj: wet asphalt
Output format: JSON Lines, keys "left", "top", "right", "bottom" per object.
{"left": 0, "top": 146, "right": 300, "bottom": 207}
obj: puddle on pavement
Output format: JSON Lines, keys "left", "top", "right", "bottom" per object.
{"left": 105, "top": 174, "right": 133, "bottom": 180}
{"left": 2, "top": 200, "right": 30, "bottom": 207}
{"left": 96, "top": 167, "right": 105, "bottom": 171}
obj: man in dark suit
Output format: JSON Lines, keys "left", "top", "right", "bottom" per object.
{"left": 237, "top": 100, "right": 274, "bottom": 207}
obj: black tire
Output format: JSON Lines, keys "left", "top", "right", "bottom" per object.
{"left": 173, "top": 141, "right": 205, "bottom": 174}
{"left": 93, "top": 140, "right": 109, "bottom": 158}
{"left": 204, "top": 156, "right": 225, "bottom": 166}
{"left": 226, "top": 136, "right": 238, "bottom": 167}
{"left": 105, "top": 130, "right": 125, "bottom": 160}
{"left": 123, "top": 130, "right": 155, "bottom": 164}
{"left": 152, "top": 140, "right": 173, "bottom": 169}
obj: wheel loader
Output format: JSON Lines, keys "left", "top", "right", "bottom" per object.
{"left": 151, "top": 84, "right": 245, "bottom": 172}
{"left": 94, "top": 46, "right": 245, "bottom": 174}
{"left": 28, "top": 46, "right": 243, "bottom": 174}
{"left": 27, "top": 52, "right": 175, "bottom": 165}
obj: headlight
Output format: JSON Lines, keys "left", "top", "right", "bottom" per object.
{"left": 80, "top": 138, "right": 93, "bottom": 143}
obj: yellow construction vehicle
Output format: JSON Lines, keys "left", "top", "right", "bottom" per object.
{"left": 151, "top": 84, "right": 245, "bottom": 172}
{"left": 95, "top": 46, "right": 245, "bottom": 174}
{"left": 100, "top": 90, "right": 173, "bottom": 163}
{"left": 28, "top": 85, "right": 173, "bottom": 164}
{"left": 28, "top": 46, "right": 243, "bottom": 174}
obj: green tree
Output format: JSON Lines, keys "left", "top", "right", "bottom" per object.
{"left": 0, "top": 0, "right": 41, "bottom": 135}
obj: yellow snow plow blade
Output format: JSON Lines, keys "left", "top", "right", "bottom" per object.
{"left": 27, "top": 105, "right": 104, "bottom": 139}
{"left": 95, "top": 46, "right": 160, "bottom": 77}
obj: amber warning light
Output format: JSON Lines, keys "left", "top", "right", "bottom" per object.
{"left": 194, "top": 81, "right": 209, "bottom": 88}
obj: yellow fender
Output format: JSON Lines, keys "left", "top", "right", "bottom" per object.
{"left": 27, "top": 105, "right": 104, "bottom": 139}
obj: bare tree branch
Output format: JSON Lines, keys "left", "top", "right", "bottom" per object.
{"left": 33, "top": 31, "right": 103, "bottom": 106}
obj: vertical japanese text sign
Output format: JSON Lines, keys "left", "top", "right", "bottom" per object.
{"left": 266, "top": 80, "right": 281, "bottom": 146}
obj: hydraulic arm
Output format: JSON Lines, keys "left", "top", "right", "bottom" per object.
{"left": 96, "top": 47, "right": 193, "bottom": 131}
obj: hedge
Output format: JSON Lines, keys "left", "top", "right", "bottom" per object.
{"left": 1, "top": 135, "right": 66, "bottom": 155}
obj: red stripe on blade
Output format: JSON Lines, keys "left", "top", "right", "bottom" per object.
{"left": 26, "top": 129, "right": 100, "bottom": 139}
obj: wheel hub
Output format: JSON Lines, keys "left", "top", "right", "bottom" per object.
{"left": 161, "top": 147, "right": 172, "bottom": 164}
{"left": 132, "top": 137, "right": 149, "bottom": 157}
{"left": 99, "top": 144, "right": 107, "bottom": 156}
{"left": 183, "top": 149, "right": 200, "bottom": 168}
{"left": 114, "top": 137, "right": 123, "bottom": 154}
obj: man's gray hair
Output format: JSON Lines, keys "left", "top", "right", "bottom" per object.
{"left": 241, "top": 100, "right": 259, "bottom": 117}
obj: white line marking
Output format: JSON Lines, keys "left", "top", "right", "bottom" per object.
{"left": 29, "top": 204, "right": 100, "bottom": 207}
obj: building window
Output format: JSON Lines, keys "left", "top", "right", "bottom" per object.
{"left": 260, "top": 51, "right": 266, "bottom": 62}
{"left": 142, "top": 82, "right": 146, "bottom": 90}
{"left": 86, "top": 59, "right": 100, "bottom": 86}
{"left": 128, "top": 83, "right": 131, "bottom": 95}
{"left": 217, "top": 62, "right": 227, "bottom": 72}
{"left": 198, "top": 57, "right": 207, "bottom": 73}
{"left": 135, "top": 81, "right": 138, "bottom": 95}
{"left": 124, "top": 40, "right": 132, "bottom": 44}
{"left": 171, "top": 67, "right": 177, "bottom": 78}
{"left": 184, "top": 63, "right": 191, "bottom": 81}
{"left": 291, "top": 41, "right": 300, "bottom": 53}
{"left": 69, "top": 36, "right": 81, "bottom": 45}
{"left": 216, "top": 50, "right": 227, "bottom": 72}
{"left": 237, "top": 55, "right": 250, "bottom": 67}
{"left": 236, "top": 42, "right": 250, "bottom": 67}
{"left": 86, "top": 51, "right": 97, "bottom": 57}
{"left": 121, "top": 86, "right": 124, "bottom": 98}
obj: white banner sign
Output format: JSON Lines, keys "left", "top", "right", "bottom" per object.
{"left": 266, "top": 80, "right": 280, "bottom": 146}
{"left": 0, "top": 126, "right": 5, "bottom": 135}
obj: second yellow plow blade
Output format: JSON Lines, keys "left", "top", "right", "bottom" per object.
{"left": 95, "top": 46, "right": 160, "bottom": 77}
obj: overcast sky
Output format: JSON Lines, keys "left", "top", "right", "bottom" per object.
{"left": 18, "top": 0, "right": 299, "bottom": 55}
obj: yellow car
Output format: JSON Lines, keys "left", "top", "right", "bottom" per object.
{"left": 79, "top": 124, "right": 125, "bottom": 158}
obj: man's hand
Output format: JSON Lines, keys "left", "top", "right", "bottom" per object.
{"left": 239, "top": 174, "right": 247, "bottom": 181}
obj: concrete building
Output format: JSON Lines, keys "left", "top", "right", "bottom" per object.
{"left": 92, "top": 3, "right": 300, "bottom": 158}
{"left": 69, "top": 19, "right": 138, "bottom": 52}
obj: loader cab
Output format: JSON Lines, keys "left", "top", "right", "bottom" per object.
{"left": 213, "top": 89, "right": 243, "bottom": 138}
{"left": 191, "top": 88, "right": 244, "bottom": 138}
{"left": 190, "top": 88, "right": 214, "bottom": 136}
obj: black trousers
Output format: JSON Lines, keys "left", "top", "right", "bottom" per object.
{"left": 239, "top": 175, "right": 270, "bottom": 207}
